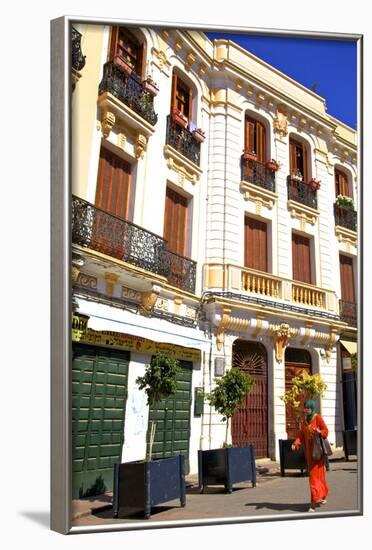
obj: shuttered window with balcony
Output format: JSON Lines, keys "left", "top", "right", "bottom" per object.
{"left": 164, "top": 187, "right": 189, "bottom": 257}
{"left": 292, "top": 233, "right": 312, "bottom": 284}
{"left": 171, "top": 74, "right": 192, "bottom": 120}
{"left": 109, "top": 27, "right": 143, "bottom": 75}
{"left": 244, "top": 217, "right": 268, "bottom": 272}
{"left": 335, "top": 169, "right": 351, "bottom": 197}
{"left": 95, "top": 146, "right": 132, "bottom": 220}
{"left": 340, "top": 254, "right": 355, "bottom": 303}
{"left": 289, "top": 138, "right": 308, "bottom": 182}
{"left": 244, "top": 116, "right": 266, "bottom": 163}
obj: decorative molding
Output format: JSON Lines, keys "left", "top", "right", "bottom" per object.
{"left": 301, "top": 322, "right": 313, "bottom": 345}
{"left": 235, "top": 79, "right": 243, "bottom": 93}
{"left": 185, "top": 50, "right": 196, "bottom": 71}
{"left": 255, "top": 92, "right": 266, "bottom": 108}
{"left": 164, "top": 144, "right": 202, "bottom": 183}
{"left": 134, "top": 134, "right": 147, "bottom": 159}
{"left": 288, "top": 200, "right": 319, "bottom": 228}
{"left": 71, "top": 267, "right": 80, "bottom": 285}
{"left": 335, "top": 225, "right": 357, "bottom": 249}
{"left": 118, "top": 132, "right": 127, "bottom": 149}
{"left": 274, "top": 323, "right": 296, "bottom": 363}
{"left": 240, "top": 180, "right": 277, "bottom": 210}
{"left": 76, "top": 273, "right": 98, "bottom": 290}
{"left": 141, "top": 287, "right": 160, "bottom": 312}
{"left": 273, "top": 105, "right": 288, "bottom": 137}
{"left": 216, "top": 307, "right": 232, "bottom": 351}
{"left": 252, "top": 314, "right": 266, "bottom": 338}
{"left": 104, "top": 272, "right": 119, "bottom": 296}
{"left": 155, "top": 297, "right": 169, "bottom": 312}
{"left": 185, "top": 306, "right": 197, "bottom": 320}
{"left": 174, "top": 296, "right": 183, "bottom": 315}
{"left": 122, "top": 286, "right": 141, "bottom": 303}
{"left": 175, "top": 38, "right": 183, "bottom": 52}
{"left": 198, "top": 63, "right": 207, "bottom": 78}
{"left": 151, "top": 47, "right": 171, "bottom": 73}
{"left": 325, "top": 326, "right": 338, "bottom": 363}
{"left": 101, "top": 110, "right": 116, "bottom": 138}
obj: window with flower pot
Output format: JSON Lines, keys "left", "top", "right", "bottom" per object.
{"left": 335, "top": 169, "right": 351, "bottom": 198}
{"left": 244, "top": 116, "right": 266, "bottom": 163}
{"left": 292, "top": 232, "right": 313, "bottom": 284}
{"left": 171, "top": 73, "right": 192, "bottom": 125}
{"left": 109, "top": 27, "right": 144, "bottom": 76}
{"left": 289, "top": 138, "right": 308, "bottom": 182}
{"left": 244, "top": 216, "right": 268, "bottom": 272}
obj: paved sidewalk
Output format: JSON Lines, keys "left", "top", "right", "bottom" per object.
{"left": 72, "top": 454, "right": 358, "bottom": 527}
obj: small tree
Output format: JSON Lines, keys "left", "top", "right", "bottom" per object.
{"left": 205, "top": 368, "right": 255, "bottom": 447}
{"left": 136, "top": 353, "right": 181, "bottom": 461}
{"left": 280, "top": 370, "right": 327, "bottom": 429}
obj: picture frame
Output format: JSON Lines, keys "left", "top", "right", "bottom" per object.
{"left": 51, "top": 15, "right": 363, "bottom": 535}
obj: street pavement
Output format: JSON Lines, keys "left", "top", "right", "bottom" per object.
{"left": 71, "top": 457, "right": 359, "bottom": 528}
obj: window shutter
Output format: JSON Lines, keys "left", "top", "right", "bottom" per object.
{"left": 109, "top": 27, "right": 119, "bottom": 60}
{"left": 245, "top": 117, "right": 256, "bottom": 153}
{"left": 244, "top": 217, "right": 267, "bottom": 272}
{"left": 292, "top": 233, "right": 311, "bottom": 284}
{"left": 340, "top": 255, "right": 355, "bottom": 303}
{"left": 164, "top": 187, "right": 188, "bottom": 257}
{"left": 137, "top": 42, "right": 144, "bottom": 78}
{"left": 95, "top": 147, "right": 131, "bottom": 220}
{"left": 302, "top": 143, "right": 308, "bottom": 183}
{"left": 256, "top": 121, "right": 266, "bottom": 163}
{"left": 335, "top": 170, "right": 350, "bottom": 197}
{"left": 289, "top": 140, "right": 296, "bottom": 173}
{"left": 171, "top": 73, "right": 177, "bottom": 113}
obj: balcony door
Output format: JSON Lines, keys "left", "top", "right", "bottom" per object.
{"left": 335, "top": 169, "right": 350, "bottom": 197}
{"left": 244, "top": 116, "right": 266, "bottom": 163}
{"left": 171, "top": 73, "right": 192, "bottom": 121}
{"left": 92, "top": 146, "right": 132, "bottom": 257}
{"left": 109, "top": 27, "right": 143, "bottom": 75}
{"left": 163, "top": 187, "right": 190, "bottom": 288}
{"left": 292, "top": 233, "right": 312, "bottom": 284}
{"left": 340, "top": 254, "right": 355, "bottom": 303}
{"left": 289, "top": 138, "right": 308, "bottom": 182}
{"left": 244, "top": 216, "right": 267, "bottom": 272}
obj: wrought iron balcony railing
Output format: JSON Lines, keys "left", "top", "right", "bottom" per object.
{"left": 72, "top": 196, "right": 196, "bottom": 293}
{"left": 339, "top": 300, "right": 357, "bottom": 327}
{"left": 334, "top": 204, "right": 357, "bottom": 232}
{"left": 71, "top": 27, "right": 86, "bottom": 72}
{"left": 287, "top": 177, "right": 317, "bottom": 209}
{"left": 98, "top": 60, "right": 158, "bottom": 126}
{"left": 241, "top": 158, "right": 276, "bottom": 192}
{"left": 165, "top": 115, "right": 201, "bottom": 166}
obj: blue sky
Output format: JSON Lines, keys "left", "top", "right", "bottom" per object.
{"left": 206, "top": 33, "right": 357, "bottom": 129}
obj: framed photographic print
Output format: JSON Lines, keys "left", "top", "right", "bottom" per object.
{"left": 51, "top": 15, "right": 362, "bottom": 534}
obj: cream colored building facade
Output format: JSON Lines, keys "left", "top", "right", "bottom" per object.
{"left": 71, "top": 23, "right": 357, "bottom": 490}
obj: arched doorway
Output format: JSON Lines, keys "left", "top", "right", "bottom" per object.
{"left": 231, "top": 340, "right": 268, "bottom": 458}
{"left": 285, "top": 348, "right": 312, "bottom": 439}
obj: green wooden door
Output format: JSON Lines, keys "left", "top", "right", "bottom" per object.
{"left": 148, "top": 360, "right": 193, "bottom": 473}
{"left": 72, "top": 344, "right": 129, "bottom": 499}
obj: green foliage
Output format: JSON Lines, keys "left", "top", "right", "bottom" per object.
{"left": 280, "top": 370, "right": 327, "bottom": 426}
{"left": 205, "top": 368, "right": 255, "bottom": 422}
{"left": 136, "top": 353, "right": 181, "bottom": 408}
{"left": 351, "top": 353, "right": 357, "bottom": 372}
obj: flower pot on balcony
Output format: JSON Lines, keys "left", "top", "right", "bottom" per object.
{"left": 242, "top": 150, "right": 257, "bottom": 161}
{"left": 309, "top": 178, "right": 321, "bottom": 190}
{"left": 266, "top": 160, "right": 280, "bottom": 172}
{"left": 336, "top": 195, "right": 354, "bottom": 210}
{"left": 143, "top": 79, "right": 159, "bottom": 96}
{"left": 192, "top": 128, "right": 206, "bottom": 143}
{"left": 112, "top": 55, "right": 133, "bottom": 75}
{"left": 172, "top": 109, "right": 188, "bottom": 128}
{"left": 291, "top": 172, "right": 303, "bottom": 182}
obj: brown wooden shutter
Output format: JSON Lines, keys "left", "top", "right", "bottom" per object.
{"left": 302, "top": 143, "right": 308, "bottom": 183}
{"left": 244, "top": 217, "right": 267, "bottom": 272}
{"left": 256, "top": 121, "right": 266, "bottom": 163}
{"left": 171, "top": 73, "right": 177, "bottom": 112}
{"left": 289, "top": 139, "right": 296, "bottom": 173}
{"left": 164, "top": 187, "right": 188, "bottom": 257}
{"left": 109, "top": 27, "right": 119, "bottom": 60}
{"left": 340, "top": 254, "right": 355, "bottom": 303}
{"left": 292, "top": 233, "right": 311, "bottom": 284}
{"left": 136, "top": 42, "right": 144, "bottom": 78}
{"left": 188, "top": 87, "right": 193, "bottom": 121}
{"left": 335, "top": 170, "right": 350, "bottom": 197}
{"left": 245, "top": 117, "right": 256, "bottom": 153}
{"left": 95, "top": 147, "right": 131, "bottom": 220}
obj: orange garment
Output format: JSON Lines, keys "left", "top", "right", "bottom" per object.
{"left": 294, "top": 414, "right": 329, "bottom": 504}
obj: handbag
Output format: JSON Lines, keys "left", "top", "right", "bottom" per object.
{"left": 312, "top": 431, "right": 333, "bottom": 460}
{"left": 319, "top": 434, "right": 333, "bottom": 456}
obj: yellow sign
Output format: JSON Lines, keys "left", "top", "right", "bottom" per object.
{"left": 72, "top": 327, "right": 201, "bottom": 362}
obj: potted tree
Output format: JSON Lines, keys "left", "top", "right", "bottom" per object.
{"left": 266, "top": 159, "right": 280, "bottom": 172}
{"left": 112, "top": 354, "right": 186, "bottom": 519}
{"left": 198, "top": 368, "right": 256, "bottom": 494}
{"left": 279, "top": 370, "right": 328, "bottom": 476}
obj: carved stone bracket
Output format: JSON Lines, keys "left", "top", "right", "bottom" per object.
{"left": 141, "top": 286, "right": 161, "bottom": 312}
{"left": 273, "top": 106, "right": 288, "bottom": 137}
{"left": 325, "top": 327, "right": 338, "bottom": 363}
{"left": 101, "top": 110, "right": 116, "bottom": 138}
{"left": 185, "top": 50, "right": 196, "bottom": 71}
{"left": 104, "top": 272, "right": 119, "bottom": 297}
{"left": 274, "top": 323, "right": 295, "bottom": 363}
{"left": 216, "top": 307, "right": 232, "bottom": 351}
{"left": 135, "top": 134, "right": 147, "bottom": 159}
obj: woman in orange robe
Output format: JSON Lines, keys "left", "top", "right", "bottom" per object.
{"left": 291, "top": 400, "right": 329, "bottom": 512}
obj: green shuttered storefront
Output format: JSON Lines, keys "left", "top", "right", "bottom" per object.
{"left": 72, "top": 344, "right": 129, "bottom": 499}
{"left": 148, "top": 360, "right": 193, "bottom": 474}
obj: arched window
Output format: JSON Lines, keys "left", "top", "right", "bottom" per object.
{"left": 335, "top": 169, "right": 351, "bottom": 197}
{"left": 170, "top": 72, "right": 193, "bottom": 122}
{"left": 244, "top": 115, "right": 266, "bottom": 163}
{"left": 109, "top": 27, "right": 144, "bottom": 77}
{"left": 289, "top": 137, "right": 309, "bottom": 182}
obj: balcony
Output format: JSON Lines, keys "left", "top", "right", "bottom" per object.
{"left": 72, "top": 196, "right": 196, "bottom": 293}
{"left": 241, "top": 158, "right": 275, "bottom": 193}
{"left": 71, "top": 27, "right": 86, "bottom": 72}
{"left": 334, "top": 204, "right": 357, "bottom": 232}
{"left": 98, "top": 60, "right": 158, "bottom": 127}
{"left": 339, "top": 300, "right": 357, "bottom": 327}
{"left": 165, "top": 115, "right": 201, "bottom": 166}
{"left": 204, "top": 263, "right": 338, "bottom": 319}
{"left": 287, "top": 177, "right": 317, "bottom": 210}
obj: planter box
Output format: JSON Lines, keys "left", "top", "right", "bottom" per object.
{"left": 242, "top": 151, "right": 257, "bottom": 161}
{"left": 279, "top": 439, "right": 329, "bottom": 476}
{"left": 266, "top": 161, "right": 279, "bottom": 172}
{"left": 192, "top": 130, "right": 205, "bottom": 143}
{"left": 112, "top": 55, "right": 133, "bottom": 74}
{"left": 113, "top": 455, "right": 186, "bottom": 519}
{"left": 198, "top": 446, "right": 256, "bottom": 494}
{"left": 172, "top": 111, "right": 188, "bottom": 128}
{"left": 343, "top": 430, "right": 357, "bottom": 460}
{"left": 143, "top": 81, "right": 159, "bottom": 96}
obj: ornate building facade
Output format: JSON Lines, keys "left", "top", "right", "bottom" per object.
{"left": 70, "top": 24, "right": 357, "bottom": 498}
